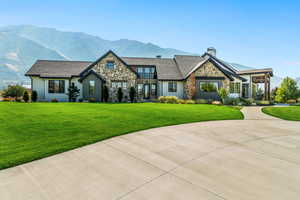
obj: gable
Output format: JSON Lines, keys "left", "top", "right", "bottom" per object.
{"left": 91, "top": 51, "right": 137, "bottom": 82}
{"left": 194, "top": 60, "right": 230, "bottom": 79}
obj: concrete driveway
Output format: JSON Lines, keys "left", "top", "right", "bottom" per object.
{"left": 1, "top": 107, "right": 300, "bottom": 200}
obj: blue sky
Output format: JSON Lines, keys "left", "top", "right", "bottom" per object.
{"left": 1, "top": 0, "right": 300, "bottom": 78}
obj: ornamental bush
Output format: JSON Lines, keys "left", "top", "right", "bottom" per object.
{"left": 158, "top": 96, "right": 178, "bottom": 103}
{"left": 103, "top": 85, "right": 109, "bottom": 102}
{"left": 31, "top": 90, "right": 38, "bottom": 102}
{"left": 23, "top": 91, "right": 29, "bottom": 102}
{"left": 129, "top": 87, "right": 136, "bottom": 103}
{"left": 117, "top": 88, "right": 123, "bottom": 102}
{"left": 195, "top": 99, "right": 208, "bottom": 104}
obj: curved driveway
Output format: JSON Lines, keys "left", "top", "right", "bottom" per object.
{"left": 1, "top": 107, "right": 300, "bottom": 200}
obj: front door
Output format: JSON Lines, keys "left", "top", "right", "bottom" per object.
{"left": 144, "top": 84, "right": 150, "bottom": 99}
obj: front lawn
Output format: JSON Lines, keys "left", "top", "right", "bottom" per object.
{"left": 262, "top": 106, "right": 300, "bottom": 121}
{"left": 0, "top": 102, "right": 243, "bottom": 170}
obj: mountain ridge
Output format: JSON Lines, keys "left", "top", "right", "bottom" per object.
{"left": 0, "top": 25, "right": 285, "bottom": 89}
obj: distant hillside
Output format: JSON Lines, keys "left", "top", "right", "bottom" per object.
{"left": 0, "top": 25, "right": 284, "bottom": 89}
{"left": 0, "top": 25, "right": 190, "bottom": 88}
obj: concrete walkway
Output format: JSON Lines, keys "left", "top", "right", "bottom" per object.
{"left": 1, "top": 107, "right": 300, "bottom": 200}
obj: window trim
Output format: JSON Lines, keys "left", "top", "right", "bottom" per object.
{"left": 48, "top": 80, "right": 65, "bottom": 94}
{"left": 168, "top": 81, "right": 177, "bottom": 93}
{"left": 230, "top": 82, "right": 241, "bottom": 93}
{"left": 137, "top": 67, "right": 156, "bottom": 79}
{"left": 106, "top": 61, "right": 115, "bottom": 70}
{"left": 199, "top": 81, "right": 219, "bottom": 92}
{"left": 89, "top": 80, "right": 96, "bottom": 96}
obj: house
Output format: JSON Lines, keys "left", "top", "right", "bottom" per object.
{"left": 25, "top": 48, "right": 273, "bottom": 102}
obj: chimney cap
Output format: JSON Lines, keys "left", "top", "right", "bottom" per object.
{"left": 206, "top": 47, "right": 216, "bottom": 56}
{"left": 156, "top": 55, "right": 162, "bottom": 58}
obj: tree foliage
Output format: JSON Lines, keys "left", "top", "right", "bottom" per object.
{"left": 23, "top": 91, "right": 29, "bottom": 102}
{"left": 218, "top": 88, "right": 228, "bottom": 103}
{"left": 129, "top": 87, "right": 136, "bottom": 103}
{"left": 2, "top": 85, "right": 26, "bottom": 98}
{"left": 103, "top": 85, "right": 109, "bottom": 102}
{"left": 31, "top": 91, "right": 38, "bottom": 102}
{"left": 275, "top": 77, "right": 299, "bottom": 103}
{"left": 67, "top": 84, "right": 80, "bottom": 102}
{"left": 117, "top": 87, "right": 123, "bottom": 102}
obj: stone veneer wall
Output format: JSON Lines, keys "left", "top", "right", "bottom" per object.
{"left": 184, "top": 61, "right": 230, "bottom": 99}
{"left": 92, "top": 52, "right": 137, "bottom": 101}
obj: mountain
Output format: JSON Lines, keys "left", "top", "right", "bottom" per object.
{"left": 0, "top": 25, "right": 284, "bottom": 89}
{"left": 0, "top": 25, "right": 190, "bottom": 89}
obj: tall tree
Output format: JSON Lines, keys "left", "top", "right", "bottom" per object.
{"left": 275, "top": 77, "right": 298, "bottom": 103}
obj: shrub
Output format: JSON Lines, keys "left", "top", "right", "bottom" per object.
{"left": 158, "top": 96, "right": 178, "bottom": 104}
{"left": 117, "top": 88, "right": 123, "bottom": 102}
{"left": 207, "top": 99, "right": 214, "bottom": 104}
{"left": 195, "top": 99, "right": 208, "bottom": 104}
{"left": 67, "top": 84, "right": 80, "bottom": 102}
{"left": 23, "top": 91, "right": 29, "bottom": 102}
{"left": 240, "top": 98, "right": 252, "bottom": 106}
{"left": 2, "top": 85, "right": 26, "bottom": 98}
{"left": 3, "top": 97, "right": 13, "bottom": 102}
{"left": 103, "top": 85, "right": 109, "bottom": 102}
{"left": 275, "top": 77, "right": 298, "bottom": 103}
{"left": 177, "top": 99, "right": 186, "bottom": 104}
{"left": 223, "top": 97, "right": 240, "bottom": 105}
{"left": 212, "top": 101, "right": 222, "bottom": 105}
{"left": 129, "top": 87, "right": 136, "bottom": 103}
{"left": 31, "top": 91, "right": 38, "bottom": 102}
{"left": 218, "top": 88, "right": 228, "bottom": 103}
{"left": 287, "top": 99, "right": 297, "bottom": 104}
{"left": 51, "top": 98, "right": 59, "bottom": 103}
{"left": 185, "top": 100, "right": 195, "bottom": 104}
{"left": 88, "top": 98, "right": 96, "bottom": 103}
{"left": 78, "top": 98, "right": 83, "bottom": 102}
{"left": 256, "top": 100, "right": 273, "bottom": 106}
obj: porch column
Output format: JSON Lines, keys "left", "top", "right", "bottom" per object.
{"left": 268, "top": 74, "right": 271, "bottom": 100}
{"left": 264, "top": 73, "right": 268, "bottom": 100}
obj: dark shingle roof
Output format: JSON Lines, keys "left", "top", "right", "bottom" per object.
{"left": 25, "top": 51, "right": 272, "bottom": 81}
{"left": 121, "top": 57, "right": 183, "bottom": 80}
{"left": 174, "top": 55, "right": 207, "bottom": 78}
{"left": 25, "top": 60, "right": 92, "bottom": 78}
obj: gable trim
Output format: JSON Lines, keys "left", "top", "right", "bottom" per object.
{"left": 79, "top": 50, "right": 137, "bottom": 77}
{"left": 79, "top": 70, "right": 106, "bottom": 83}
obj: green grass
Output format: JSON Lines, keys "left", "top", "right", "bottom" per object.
{"left": 262, "top": 106, "right": 300, "bottom": 121}
{"left": 0, "top": 102, "right": 243, "bottom": 170}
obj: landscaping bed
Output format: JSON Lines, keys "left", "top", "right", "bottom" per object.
{"left": 0, "top": 102, "right": 243, "bottom": 170}
{"left": 262, "top": 106, "right": 300, "bottom": 121}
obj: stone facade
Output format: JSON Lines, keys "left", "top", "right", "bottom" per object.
{"left": 92, "top": 52, "right": 137, "bottom": 101}
{"left": 184, "top": 61, "right": 230, "bottom": 99}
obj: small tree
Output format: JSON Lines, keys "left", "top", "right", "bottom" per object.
{"left": 103, "top": 85, "right": 109, "bottom": 102}
{"left": 2, "top": 85, "right": 25, "bottom": 99}
{"left": 117, "top": 87, "right": 123, "bottom": 102}
{"left": 67, "top": 84, "right": 80, "bottom": 102}
{"left": 275, "top": 77, "right": 298, "bottom": 103}
{"left": 218, "top": 88, "right": 228, "bottom": 103}
{"left": 129, "top": 87, "right": 136, "bottom": 103}
{"left": 23, "top": 91, "right": 29, "bottom": 102}
{"left": 31, "top": 90, "right": 38, "bottom": 102}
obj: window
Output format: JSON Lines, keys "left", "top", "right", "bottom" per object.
{"left": 89, "top": 80, "right": 95, "bottom": 96}
{"left": 111, "top": 81, "right": 127, "bottom": 89}
{"left": 200, "top": 82, "right": 218, "bottom": 92}
{"left": 106, "top": 61, "right": 115, "bottom": 70}
{"left": 168, "top": 82, "right": 177, "bottom": 92}
{"left": 137, "top": 84, "right": 143, "bottom": 95}
{"left": 151, "top": 84, "right": 156, "bottom": 95}
{"left": 137, "top": 67, "right": 155, "bottom": 79}
{"left": 48, "top": 80, "right": 65, "bottom": 93}
{"left": 230, "top": 82, "right": 241, "bottom": 93}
